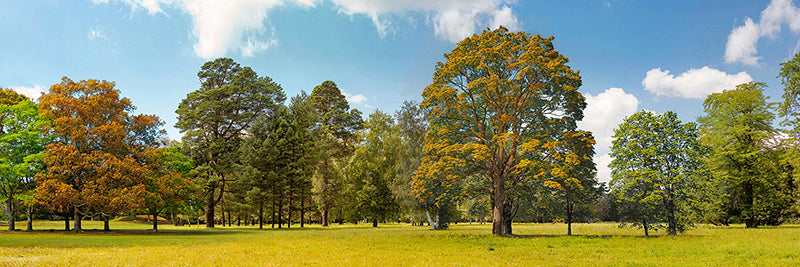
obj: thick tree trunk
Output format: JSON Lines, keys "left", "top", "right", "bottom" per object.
{"left": 666, "top": 193, "right": 677, "bottom": 235}
{"left": 743, "top": 180, "right": 756, "bottom": 228}
{"left": 643, "top": 217, "right": 649, "bottom": 237}
{"left": 64, "top": 215, "right": 69, "bottom": 231}
{"left": 73, "top": 209, "right": 82, "bottom": 231}
{"left": 104, "top": 216, "right": 110, "bottom": 231}
{"left": 5, "top": 199, "right": 15, "bottom": 231}
{"left": 205, "top": 203, "right": 215, "bottom": 228}
{"left": 152, "top": 211, "right": 159, "bottom": 231}
{"left": 227, "top": 210, "right": 232, "bottom": 227}
{"left": 491, "top": 174, "right": 511, "bottom": 235}
{"left": 372, "top": 218, "right": 378, "bottom": 228}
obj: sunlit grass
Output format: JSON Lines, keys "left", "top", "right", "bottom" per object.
{"left": 1, "top": 221, "right": 798, "bottom": 266}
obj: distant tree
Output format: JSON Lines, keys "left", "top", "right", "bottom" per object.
{"left": 286, "top": 93, "right": 319, "bottom": 227}
{"left": 779, "top": 52, "right": 800, "bottom": 137}
{"left": 0, "top": 89, "right": 49, "bottom": 231}
{"left": 309, "top": 81, "right": 362, "bottom": 226}
{"left": 415, "top": 27, "right": 587, "bottom": 235}
{"left": 346, "top": 110, "right": 400, "bottom": 227}
{"left": 36, "top": 77, "right": 164, "bottom": 231}
{"left": 698, "top": 82, "right": 790, "bottom": 228}
{"left": 392, "top": 101, "right": 428, "bottom": 224}
{"left": 141, "top": 146, "right": 195, "bottom": 231}
{"left": 176, "top": 58, "right": 285, "bottom": 228}
{"left": 610, "top": 110, "right": 705, "bottom": 236}
{"left": 547, "top": 131, "right": 597, "bottom": 235}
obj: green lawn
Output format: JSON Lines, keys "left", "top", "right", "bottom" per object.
{"left": 0, "top": 221, "right": 798, "bottom": 266}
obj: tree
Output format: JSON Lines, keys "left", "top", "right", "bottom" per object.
{"left": 0, "top": 89, "right": 49, "bottom": 231}
{"left": 415, "top": 27, "right": 587, "bottom": 235}
{"left": 547, "top": 131, "right": 597, "bottom": 235}
{"left": 392, "top": 101, "right": 429, "bottom": 224}
{"left": 779, "top": 52, "right": 800, "bottom": 136}
{"left": 36, "top": 77, "right": 163, "bottom": 231}
{"left": 141, "top": 146, "right": 195, "bottom": 231}
{"left": 309, "top": 81, "right": 362, "bottom": 226}
{"left": 610, "top": 110, "right": 705, "bottom": 236}
{"left": 345, "top": 110, "right": 400, "bottom": 227}
{"left": 698, "top": 82, "right": 789, "bottom": 228}
{"left": 176, "top": 58, "right": 285, "bottom": 228}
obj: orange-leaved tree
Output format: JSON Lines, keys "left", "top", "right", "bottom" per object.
{"left": 35, "top": 77, "right": 166, "bottom": 231}
{"left": 414, "top": 27, "right": 591, "bottom": 235}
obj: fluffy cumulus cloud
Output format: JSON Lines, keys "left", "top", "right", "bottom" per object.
{"left": 11, "top": 85, "right": 46, "bottom": 101}
{"left": 725, "top": 0, "right": 800, "bottom": 65}
{"left": 577, "top": 88, "right": 638, "bottom": 183}
{"left": 94, "top": 0, "right": 519, "bottom": 58}
{"left": 642, "top": 67, "right": 752, "bottom": 99}
{"left": 577, "top": 88, "right": 639, "bottom": 154}
{"left": 342, "top": 92, "right": 368, "bottom": 105}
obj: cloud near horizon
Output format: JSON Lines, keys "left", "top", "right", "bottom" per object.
{"left": 642, "top": 67, "right": 752, "bottom": 99}
{"left": 94, "top": 0, "right": 520, "bottom": 58}
{"left": 725, "top": 0, "right": 800, "bottom": 65}
{"left": 577, "top": 87, "right": 639, "bottom": 184}
{"left": 10, "top": 85, "right": 46, "bottom": 101}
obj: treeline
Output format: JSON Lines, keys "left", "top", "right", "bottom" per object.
{"left": 2, "top": 28, "right": 800, "bottom": 236}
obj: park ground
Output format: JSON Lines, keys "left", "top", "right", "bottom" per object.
{"left": 0, "top": 221, "right": 798, "bottom": 266}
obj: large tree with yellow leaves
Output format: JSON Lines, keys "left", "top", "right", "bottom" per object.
{"left": 414, "top": 27, "right": 592, "bottom": 235}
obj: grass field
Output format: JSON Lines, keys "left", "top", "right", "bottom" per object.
{"left": 1, "top": 221, "right": 798, "bottom": 266}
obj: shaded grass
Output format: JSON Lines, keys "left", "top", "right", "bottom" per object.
{"left": 1, "top": 221, "right": 798, "bottom": 266}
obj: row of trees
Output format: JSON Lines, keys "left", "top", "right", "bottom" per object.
{"left": 3, "top": 27, "right": 799, "bottom": 236}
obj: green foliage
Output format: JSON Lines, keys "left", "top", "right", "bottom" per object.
{"left": 698, "top": 82, "right": 793, "bottom": 228}
{"left": 176, "top": 58, "right": 285, "bottom": 227}
{"left": 344, "top": 110, "right": 400, "bottom": 226}
{"left": 0, "top": 95, "right": 50, "bottom": 230}
{"left": 610, "top": 110, "right": 706, "bottom": 235}
{"left": 308, "top": 81, "right": 363, "bottom": 226}
{"left": 779, "top": 52, "right": 800, "bottom": 136}
{"left": 416, "top": 27, "right": 588, "bottom": 235}
{"left": 391, "top": 101, "right": 429, "bottom": 223}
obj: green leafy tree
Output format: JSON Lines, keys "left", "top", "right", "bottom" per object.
{"left": 345, "top": 110, "right": 400, "bottom": 227}
{"left": 0, "top": 89, "right": 50, "bottom": 231}
{"left": 779, "top": 52, "right": 800, "bottom": 136}
{"left": 309, "top": 81, "right": 362, "bottom": 226}
{"left": 548, "top": 131, "right": 597, "bottom": 235}
{"left": 698, "top": 82, "right": 790, "bottom": 228}
{"left": 176, "top": 58, "right": 285, "bottom": 228}
{"left": 610, "top": 110, "right": 705, "bottom": 236}
{"left": 392, "top": 101, "right": 429, "bottom": 224}
{"left": 141, "top": 146, "right": 195, "bottom": 231}
{"left": 415, "top": 27, "right": 587, "bottom": 235}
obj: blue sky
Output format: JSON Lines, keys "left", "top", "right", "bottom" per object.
{"left": 2, "top": 0, "right": 799, "bottom": 183}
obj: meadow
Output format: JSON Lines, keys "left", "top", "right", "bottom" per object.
{"left": 0, "top": 221, "right": 798, "bottom": 266}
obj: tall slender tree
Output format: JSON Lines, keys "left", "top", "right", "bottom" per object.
{"left": 176, "top": 58, "right": 284, "bottom": 228}
{"left": 309, "top": 81, "right": 362, "bottom": 226}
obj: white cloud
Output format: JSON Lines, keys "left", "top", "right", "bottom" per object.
{"left": 577, "top": 88, "right": 639, "bottom": 155}
{"left": 725, "top": 0, "right": 800, "bottom": 65}
{"left": 96, "top": 0, "right": 520, "bottom": 58}
{"left": 642, "top": 67, "right": 752, "bottom": 99}
{"left": 343, "top": 92, "right": 368, "bottom": 105}
{"left": 594, "top": 154, "right": 613, "bottom": 185}
{"left": 10, "top": 85, "right": 46, "bottom": 101}
{"left": 88, "top": 27, "right": 107, "bottom": 42}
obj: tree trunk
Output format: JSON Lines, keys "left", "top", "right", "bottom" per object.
{"left": 64, "top": 215, "right": 69, "bottom": 231}
{"left": 425, "top": 210, "right": 436, "bottom": 230}
{"left": 372, "top": 218, "right": 378, "bottom": 228}
{"left": 259, "top": 200, "right": 264, "bottom": 229}
{"left": 278, "top": 198, "right": 283, "bottom": 229}
{"left": 227, "top": 210, "right": 232, "bottom": 227}
{"left": 25, "top": 206, "right": 33, "bottom": 231}
{"left": 321, "top": 160, "right": 330, "bottom": 227}
{"left": 104, "top": 216, "right": 110, "bottom": 231}
{"left": 643, "top": 217, "right": 649, "bottom": 237}
{"left": 5, "top": 199, "right": 15, "bottom": 231}
{"left": 300, "top": 200, "right": 305, "bottom": 228}
{"left": 491, "top": 174, "right": 511, "bottom": 235}
{"left": 287, "top": 192, "right": 293, "bottom": 229}
{"left": 567, "top": 201, "right": 573, "bottom": 236}
{"left": 271, "top": 199, "right": 276, "bottom": 228}
{"left": 73, "top": 209, "right": 82, "bottom": 231}
{"left": 666, "top": 193, "right": 677, "bottom": 235}
{"left": 152, "top": 211, "right": 159, "bottom": 231}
